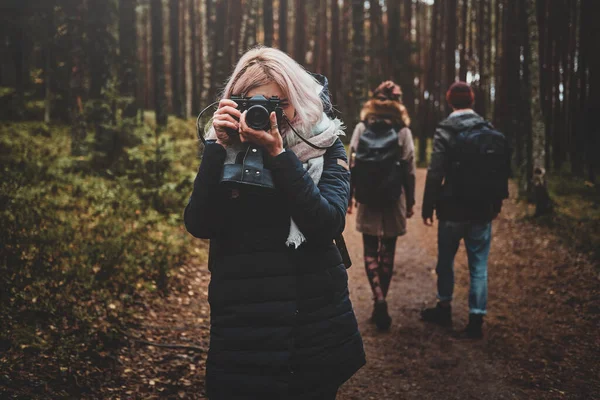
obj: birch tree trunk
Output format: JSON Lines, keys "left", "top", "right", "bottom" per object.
{"left": 526, "top": 0, "right": 551, "bottom": 214}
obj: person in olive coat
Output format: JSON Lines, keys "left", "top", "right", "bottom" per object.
{"left": 348, "top": 81, "right": 417, "bottom": 330}
{"left": 184, "top": 47, "right": 365, "bottom": 400}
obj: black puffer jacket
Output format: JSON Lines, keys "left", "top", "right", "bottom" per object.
{"left": 422, "top": 111, "right": 503, "bottom": 222}
{"left": 184, "top": 139, "right": 365, "bottom": 399}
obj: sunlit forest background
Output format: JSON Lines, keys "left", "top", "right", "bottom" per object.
{"left": 1, "top": 0, "right": 599, "bottom": 397}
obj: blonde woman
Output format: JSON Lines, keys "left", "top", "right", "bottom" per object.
{"left": 185, "top": 47, "right": 365, "bottom": 399}
{"left": 349, "top": 81, "right": 416, "bottom": 330}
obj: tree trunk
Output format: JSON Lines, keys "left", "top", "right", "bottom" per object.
{"left": 190, "top": 0, "right": 200, "bottom": 114}
{"left": 263, "top": 0, "right": 274, "bottom": 46}
{"left": 330, "top": 0, "right": 340, "bottom": 105}
{"left": 210, "top": 0, "right": 229, "bottom": 102}
{"left": 317, "top": 0, "right": 328, "bottom": 76}
{"left": 351, "top": 0, "right": 365, "bottom": 129}
{"left": 586, "top": 0, "right": 600, "bottom": 182}
{"left": 446, "top": 0, "right": 457, "bottom": 88}
{"left": 203, "top": 0, "right": 215, "bottom": 102}
{"left": 340, "top": 0, "right": 351, "bottom": 118}
{"left": 404, "top": 0, "right": 413, "bottom": 43}
{"left": 119, "top": 0, "right": 138, "bottom": 119}
{"left": 44, "top": 9, "right": 54, "bottom": 124}
{"left": 169, "top": 0, "right": 184, "bottom": 118}
{"left": 151, "top": 0, "right": 168, "bottom": 127}
{"left": 526, "top": 0, "right": 551, "bottom": 212}
{"left": 87, "top": 0, "right": 116, "bottom": 158}
{"left": 421, "top": 0, "right": 440, "bottom": 165}
{"left": 294, "top": 0, "right": 306, "bottom": 65}
{"left": 475, "top": 0, "right": 487, "bottom": 117}
{"left": 369, "top": 0, "right": 384, "bottom": 88}
{"left": 141, "top": 6, "right": 153, "bottom": 111}
{"left": 278, "top": 0, "right": 288, "bottom": 52}
{"left": 459, "top": 0, "right": 468, "bottom": 81}
{"left": 387, "top": 0, "right": 400, "bottom": 80}
{"left": 574, "top": 0, "right": 588, "bottom": 177}
{"left": 244, "top": 0, "right": 258, "bottom": 52}
{"left": 181, "top": 0, "right": 190, "bottom": 118}
{"left": 68, "top": 0, "right": 87, "bottom": 155}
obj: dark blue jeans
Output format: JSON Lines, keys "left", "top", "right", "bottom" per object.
{"left": 436, "top": 220, "right": 492, "bottom": 315}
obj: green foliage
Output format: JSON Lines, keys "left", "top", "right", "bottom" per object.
{"left": 539, "top": 173, "right": 600, "bottom": 266}
{"left": 0, "top": 116, "right": 200, "bottom": 361}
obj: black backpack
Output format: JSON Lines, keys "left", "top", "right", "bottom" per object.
{"left": 352, "top": 121, "right": 405, "bottom": 207}
{"left": 447, "top": 121, "right": 510, "bottom": 203}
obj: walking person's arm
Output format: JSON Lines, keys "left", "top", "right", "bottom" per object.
{"left": 400, "top": 128, "right": 417, "bottom": 218}
{"left": 422, "top": 127, "right": 449, "bottom": 226}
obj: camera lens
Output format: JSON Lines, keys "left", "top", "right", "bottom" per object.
{"left": 246, "top": 105, "right": 270, "bottom": 131}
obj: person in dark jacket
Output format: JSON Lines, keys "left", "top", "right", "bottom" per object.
{"left": 421, "top": 81, "right": 504, "bottom": 339}
{"left": 348, "top": 81, "right": 416, "bottom": 330}
{"left": 184, "top": 47, "right": 365, "bottom": 399}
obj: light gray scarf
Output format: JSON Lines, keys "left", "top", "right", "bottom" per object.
{"left": 207, "top": 113, "right": 344, "bottom": 248}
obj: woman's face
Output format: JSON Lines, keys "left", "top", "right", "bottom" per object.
{"left": 246, "top": 81, "right": 296, "bottom": 123}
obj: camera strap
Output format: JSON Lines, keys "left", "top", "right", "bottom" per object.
{"left": 282, "top": 115, "right": 331, "bottom": 151}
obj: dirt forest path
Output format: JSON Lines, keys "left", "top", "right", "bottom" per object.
{"left": 118, "top": 169, "right": 599, "bottom": 399}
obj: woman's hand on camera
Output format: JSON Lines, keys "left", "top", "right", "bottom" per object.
{"left": 212, "top": 99, "right": 241, "bottom": 147}
{"left": 239, "top": 111, "right": 284, "bottom": 157}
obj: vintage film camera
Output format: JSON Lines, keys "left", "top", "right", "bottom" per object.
{"left": 228, "top": 95, "right": 284, "bottom": 134}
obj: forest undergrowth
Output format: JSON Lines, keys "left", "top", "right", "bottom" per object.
{"left": 0, "top": 113, "right": 203, "bottom": 397}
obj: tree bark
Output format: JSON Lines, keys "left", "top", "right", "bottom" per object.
{"left": 279, "top": 0, "right": 288, "bottom": 52}
{"left": 330, "top": 0, "right": 340, "bottom": 105}
{"left": 526, "top": 0, "right": 550, "bottom": 213}
{"left": 446, "top": 0, "right": 457, "bottom": 88}
{"left": 351, "top": 0, "right": 365, "bottom": 129}
{"left": 170, "top": 0, "right": 184, "bottom": 118}
{"left": 294, "top": 0, "right": 306, "bottom": 65}
{"left": 369, "top": 0, "right": 384, "bottom": 88}
{"left": 151, "top": 0, "right": 168, "bottom": 127}
{"left": 586, "top": 0, "right": 599, "bottom": 182}
{"left": 190, "top": 0, "right": 200, "bottom": 114}
{"left": 263, "top": 0, "right": 274, "bottom": 47}
{"left": 459, "top": 0, "right": 468, "bottom": 81}
{"left": 119, "top": 0, "right": 138, "bottom": 119}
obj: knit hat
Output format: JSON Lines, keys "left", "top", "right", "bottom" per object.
{"left": 446, "top": 81, "right": 475, "bottom": 109}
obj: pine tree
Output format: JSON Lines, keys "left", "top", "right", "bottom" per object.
{"left": 119, "top": 0, "right": 138, "bottom": 119}
{"left": 151, "top": 0, "right": 168, "bottom": 126}
{"left": 526, "top": 0, "right": 551, "bottom": 214}
{"left": 263, "top": 0, "right": 274, "bottom": 47}
{"left": 294, "top": 0, "right": 306, "bottom": 65}
{"left": 350, "top": 0, "right": 365, "bottom": 129}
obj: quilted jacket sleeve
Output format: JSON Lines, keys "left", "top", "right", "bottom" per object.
{"left": 183, "top": 142, "right": 227, "bottom": 239}
{"left": 268, "top": 139, "right": 350, "bottom": 245}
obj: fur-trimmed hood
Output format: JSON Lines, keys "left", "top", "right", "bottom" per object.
{"left": 360, "top": 98, "right": 411, "bottom": 127}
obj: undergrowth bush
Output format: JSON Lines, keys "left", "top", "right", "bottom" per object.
{"left": 0, "top": 117, "right": 200, "bottom": 377}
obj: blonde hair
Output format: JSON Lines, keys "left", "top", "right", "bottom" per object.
{"left": 221, "top": 47, "right": 325, "bottom": 145}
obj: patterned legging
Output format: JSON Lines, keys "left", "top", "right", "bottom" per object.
{"left": 363, "top": 234, "right": 398, "bottom": 301}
